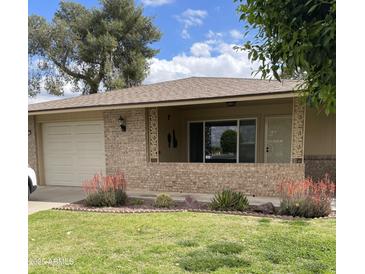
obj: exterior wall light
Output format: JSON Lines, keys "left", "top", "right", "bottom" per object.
{"left": 226, "top": 101, "right": 237, "bottom": 107}
{"left": 28, "top": 130, "right": 31, "bottom": 136}
{"left": 118, "top": 115, "right": 126, "bottom": 131}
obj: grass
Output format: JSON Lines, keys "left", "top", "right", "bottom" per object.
{"left": 28, "top": 211, "right": 336, "bottom": 273}
{"left": 207, "top": 242, "right": 244, "bottom": 255}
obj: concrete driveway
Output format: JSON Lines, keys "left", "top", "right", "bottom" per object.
{"left": 28, "top": 186, "right": 85, "bottom": 215}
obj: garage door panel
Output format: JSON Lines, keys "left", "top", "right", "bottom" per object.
{"left": 43, "top": 121, "right": 106, "bottom": 186}
{"left": 75, "top": 142, "right": 105, "bottom": 151}
{"left": 44, "top": 124, "right": 73, "bottom": 134}
{"left": 74, "top": 124, "right": 104, "bottom": 133}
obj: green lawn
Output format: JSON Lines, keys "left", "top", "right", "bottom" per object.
{"left": 29, "top": 211, "right": 335, "bottom": 273}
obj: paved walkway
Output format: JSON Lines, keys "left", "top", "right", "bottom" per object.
{"left": 28, "top": 186, "right": 336, "bottom": 214}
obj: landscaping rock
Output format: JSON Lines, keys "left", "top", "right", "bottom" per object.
{"left": 184, "top": 195, "right": 199, "bottom": 209}
{"left": 251, "top": 202, "right": 276, "bottom": 214}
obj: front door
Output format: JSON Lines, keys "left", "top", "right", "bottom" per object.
{"left": 264, "top": 116, "right": 292, "bottom": 163}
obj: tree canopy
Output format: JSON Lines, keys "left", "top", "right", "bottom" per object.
{"left": 235, "top": 0, "right": 336, "bottom": 114}
{"left": 28, "top": 0, "right": 161, "bottom": 97}
{"left": 220, "top": 130, "right": 237, "bottom": 154}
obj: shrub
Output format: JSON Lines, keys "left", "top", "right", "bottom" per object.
{"left": 84, "top": 191, "right": 104, "bottom": 207}
{"left": 210, "top": 189, "right": 249, "bottom": 211}
{"left": 82, "top": 171, "right": 127, "bottom": 207}
{"left": 278, "top": 175, "right": 335, "bottom": 218}
{"left": 128, "top": 198, "right": 144, "bottom": 206}
{"left": 154, "top": 194, "right": 174, "bottom": 208}
{"left": 115, "top": 189, "right": 128, "bottom": 205}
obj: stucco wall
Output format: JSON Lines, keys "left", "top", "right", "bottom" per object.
{"left": 304, "top": 107, "right": 336, "bottom": 156}
{"left": 28, "top": 116, "right": 38, "bottom": 176}
{"left": 304, "top": 107, "right": 336, "bottom": 181}
{"left": 158, "top": 107, "right": 185, "bottom": 162}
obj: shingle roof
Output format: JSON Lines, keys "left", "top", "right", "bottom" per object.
{"left": 28, "top": 77, "right": 301, "bottom": 112}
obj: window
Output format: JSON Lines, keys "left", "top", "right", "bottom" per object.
{"left": 239, "top": 120, "right": 256, "bottom": 163}
{"left": 189, "top": 122, "right": 203, "bottom": 162}
{"left": 188, "top": 119, "right": 256, "bottom": 163}
{"left": 205, "top": 121, "right": 237, "bottom": 163}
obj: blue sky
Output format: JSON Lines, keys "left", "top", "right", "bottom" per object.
{"left": 29, "top": 0, "right": 258, "bottom": 103}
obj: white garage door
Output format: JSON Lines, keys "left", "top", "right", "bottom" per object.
{"left": 42, "top": 121, "right": 106, "bottom": 186}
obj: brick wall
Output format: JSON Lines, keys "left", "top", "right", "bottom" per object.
{"left": 103, "top": 109, "right": 148, "bottom": 185}
{"left": 103, "top": 108, "right": 305, "bottom": 196}
{"left": 144, "top": 163, "right": 304, "bottom": 196}
{"left": 305, "top": 155, "right": 336, "bottom": 182}
{"left": 28, "top": 116, "right": 38, "bottom": 175}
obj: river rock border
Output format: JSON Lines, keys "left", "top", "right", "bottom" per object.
{"left": 53, "top": 205, "right": 335, "bottom": 220}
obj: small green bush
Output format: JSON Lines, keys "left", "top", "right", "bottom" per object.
{"left": 85, "top": 192, "right": 104, "bottom": 207}
{"left": 85, "top": 190, "right": 128, "bottom": 207}
{"left": 115, "top": 189, "right": 128, "bottom": 205}
{"left": 154, "top": 194, "right": 174, "bottom": 208}
{"left": 210, "top": 189, "right": 249, "bottom": 211}
{"left": 102, "top": 190, "right": 117, "bottom": 206}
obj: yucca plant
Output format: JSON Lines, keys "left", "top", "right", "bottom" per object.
{"left": 210, "top": 189, "right": 249, "bottom": 212}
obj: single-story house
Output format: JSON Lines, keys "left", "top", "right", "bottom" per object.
{"left": 28, "top": 77, "right": 336, "bottom": 196}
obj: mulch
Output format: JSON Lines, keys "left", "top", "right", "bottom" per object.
{"left": 52, "top": 197, "right": 336, "bottom": 220}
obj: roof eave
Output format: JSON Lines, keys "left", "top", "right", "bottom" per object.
{"left": 28, "top": 90, "right": 297, "bottom": 116}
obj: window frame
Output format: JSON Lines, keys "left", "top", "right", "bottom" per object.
{"left": 187, "top": 117, "right": 257, "bottom": 163}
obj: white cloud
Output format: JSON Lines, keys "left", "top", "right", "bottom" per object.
{"left": 28, "top": 82, "right": 78, "bottom": 104}
{"left": 29, "top": 37, "right": 258, "bottom": 104}
{"left": 206, "top": 30, "right": 223, "bottom": 40}
{"left": 181, "top": 29, "right": 190, "bottom": 39}
{"left": 190, "top": 42, "right": 212, "bottom": 57}
{"left": 141, "top": 0, "right": 174, "bottom": 6}
{"left": 144, "top": 41, "right": 259, "bottom": 84}
{"left": 229, "top": 29, "right": 242, "bottom": 40}
{"left": 175, "top": 9, "right": 207, "bottom": 39}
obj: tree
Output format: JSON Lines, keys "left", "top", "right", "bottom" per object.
{"left": 235, "top": 0, "right": 336, "bottom": 114}
{"left": 220, "top": 130, "right": 237, "bottom": 154}
{"left": 28, "top": 0, "right": 161, "bottom": 97}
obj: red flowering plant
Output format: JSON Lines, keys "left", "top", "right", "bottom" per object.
{"left": 278, "top": 175, "right": 335, "bottom": 218}
{"left": 82, "top": 170, "right": 127, "bottom": 207}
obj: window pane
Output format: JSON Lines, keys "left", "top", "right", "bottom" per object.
{"left": 239, "top": 120, "right": 256, "bottom": 163}
{"left": 189, "top": 122, "right": 203, "bottom": 162}
{"left": 205, "top": 121, "right": 237, "bottom": 163}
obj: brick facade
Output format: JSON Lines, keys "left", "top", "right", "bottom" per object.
{"left": 28, "top": 116, "right": 38, "bottom": 176}
{"left": 304, "top": 155, "right": 336, "bottom": 182}
{"left": 144, "top": 163, "right": 304, "bottom": 196}
{"left": 103, "top": 108, "right": 305, "bottom": 196}
{"left": 103, "top": 109, "right": 148, "bottom": 185}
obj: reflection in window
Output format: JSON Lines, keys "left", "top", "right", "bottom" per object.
{"left": 239, "top": 120, "right": 256, "bottom": 163}
{"left": 189, "top": 119, "right": 256, "bottom": 163}
{"left": 205, "top": 121, "right": 237, "bottom": 163}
